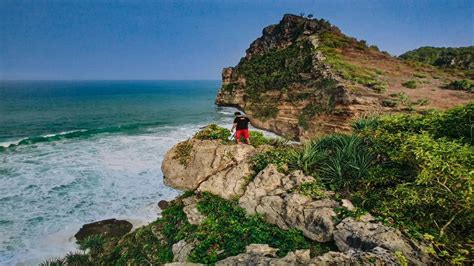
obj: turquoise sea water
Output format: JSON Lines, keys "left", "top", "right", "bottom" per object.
{"left": 0, "top": 80, "right": 236, "bottom": 265}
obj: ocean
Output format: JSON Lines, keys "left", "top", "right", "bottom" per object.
{"left": 0, "top": 80, "right": 239, "bottom": 265}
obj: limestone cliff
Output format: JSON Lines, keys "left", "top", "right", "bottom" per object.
{"left": 216, "top": 14, "right": 472, "bottom": 140}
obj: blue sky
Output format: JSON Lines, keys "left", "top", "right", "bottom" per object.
{"left": 1, "top": 0, "right": 473, "bottom": 80}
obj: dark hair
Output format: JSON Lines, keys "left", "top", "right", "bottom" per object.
{"left": 234, "top": 112, "right": 242, "bottom": 116}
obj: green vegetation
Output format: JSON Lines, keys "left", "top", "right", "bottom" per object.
{"left": 222, "top": 83, "right": 235, "bottom": 92}
{"left": 250, "top": 148, "right": 293, "bottom": 173}
{"left": 239, "top": 40, "right": 314, "bottom": 99}
{"left": 402, "top": 80, "right": 418, "bottom": 89}
{"left": 317, "top": 31, "right": 382, "bottom": 88}
{"left": 399, "top": 46, "right": 474, "bottom": 70}
{"left": 298, "top": 181, "right": 327, "bottom": 199}
{"left": 445, "top": 79, "right": 474, "bottom": 92}
{"left": 53, "top": 193, "right": 330, "bottom": 265}
{"left": 298, "top": 103, "right": 326, "bottom": 130}
{"left": 188, "top": 193, "right": 321, "bottom": 263}
{"left": 173, "top": 140, "right": 193, "bottom": 166}
{"left": 285, "top": 103, "right": 473, "bottom": 263}
{"left": 194, "top": 124, "right": 232, "bottom": 141}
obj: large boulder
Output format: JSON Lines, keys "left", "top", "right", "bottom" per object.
{"left": 334, "top": 217, "right": 434, "bottom": 265}
{"left": 162, "top": 139, "right": 256, "bottom": 199}
{"left": 74, "top": 219, "right": 133, "bottom": 241}
{"left": 238, "top": 164, "right": 338, "bottom": 242}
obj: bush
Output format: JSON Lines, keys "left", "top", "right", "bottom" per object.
{"left": 194, "top": 124, "right": 231, "bottom": 142}
{"left": 402, "top": 80, "right": 418, "bottom": 89}
{"left": 250, "top": 148, "right": 294, "bottom": 173}
{"left": 353, "top": 103, "right": 474, "bottom": 263}
{"left": 172, "top": 140, "right": 193, "bottom": 166}
{"left": 290, "top": 134, "right": 374, "bottom": 190}
{"left": 445, "top": 79, "right": 473, "bottom": 92}
{"left": 188, "top": 193, "right": 320, "bottom": 263}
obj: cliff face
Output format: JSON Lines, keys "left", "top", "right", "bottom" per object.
{"left": 216, "top": 14, "right": 472, "bottom": 140}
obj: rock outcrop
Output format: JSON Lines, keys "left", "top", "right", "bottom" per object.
{"left": 161, "top": 139, "right": 435, "bottom": 264}
{"left": 74, "top": 219, "right": 133, "bottom": 241}
{"left": 334, "top": 217, "right": 432, "bottom": 265}
{"left": 239, "top": 164, "right": 338, "bottom": 242}
{"left": 215, "top": 244, "right": 399, "bottom": 265}
{"left": 162, "top": 139, "right": 256, "bottom": 199}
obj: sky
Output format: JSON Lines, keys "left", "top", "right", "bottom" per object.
{"left": 0, "top": 0, "right": 473, "bottom": 80}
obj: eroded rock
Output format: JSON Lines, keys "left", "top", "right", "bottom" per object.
{"left": 172, "top": 240, "right": 196, "bottom": 262}
{"left": 182, "top": 196, "right": 206, "bottom": 225}
{"left": 162, "top": 139, "right": 256, "bottom": 198}
{"left": 238, "top": 164, "right": 338, "bottom": 242}
{"left": 74, "top": 219, "right": 132, "bottom": 241}
{"left": 334, "top": 217, "right": 434, "bottom": 265}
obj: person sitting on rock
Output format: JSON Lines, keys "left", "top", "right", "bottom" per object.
{"left": 231, "top": 112, "right": 251, "bottom": 145}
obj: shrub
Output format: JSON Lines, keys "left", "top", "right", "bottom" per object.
{"left": 64, "top": 251, "right": 92, "bottom": 265}
{"left": 445, "top": 79, "right": 473, "bottom": 92}
{"left": 247, "top": 131, "right": 271, "bottom": 147}
{"left": 369, "top": 82, "right": 388, "bottom": 93}
{"left": 173, "top": 140, "right": 193, "bottom": 166}
{"left": 250, "top": 148, "right": 294, "bottom": 173}
{"left": 290, "top": 134, "right": 374, "bottom": 190}
{"left": 298, "top": 103, "right": 326, "bottom": 129}
{"left": 402, "top": 80, "right": 418, "bottom": 89}
{"left": 194, "top": 124, "right": 231, "bottom": 142}
{"left": 188, "top": 192, "right": 317, "bottom": 263}
{"left": 353, "top": 103, "right": 474, "bottom": 263}
{"left": 298, "top": 181, "right": 327, "bottom": 199}
{"left": 78, "top": 235, "right": 106, "bottom": 256}
{"left": 351, "top": 116, "right": 379, "bottom": 132}
{"left": 382, "top": 99, "right": 398, "bottom": 107}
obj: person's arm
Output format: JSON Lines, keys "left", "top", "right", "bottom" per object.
{"left": 231, "top": 123, "right": 237, "bottom": 132}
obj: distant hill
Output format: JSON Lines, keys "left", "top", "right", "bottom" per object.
{"left": 399, "top": 46, "right": 474, "bottom": 70}
{"left": 216, "top": 14, "right": 473, "bottom": 140}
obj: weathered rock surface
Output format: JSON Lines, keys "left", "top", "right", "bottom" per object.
{"left": 334, "top": 217, "right": 433, "bottom": 265}
{"left": 215, "top": 244, "right": 399, "bottom": 265}
{"left": 239, "top": 164, "right": 338, "bottom": 242}
{"left": 172, "top": 240, "right": 196, "bottom": 262}
{"left": 74, "top": 218, "right": 133, "bottom": 241}
{"left": 182, "top": 196, "right": 206, "bottom": 225}
{"left": 162, "top": 139, "right": 256, "bottom": 199}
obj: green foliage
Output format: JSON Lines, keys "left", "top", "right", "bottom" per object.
{"left": 39, "top": 258, "right": 65, "bottom": 266}
{"left": 368, "top": 102, "right": 474, "bottom": 144}
{"left": 247, "top": 131, "right": 270, "bottom": 147}
{"left": 64, "top": 251, "right": 92, "bottom": 265}
{"left": 402, "top": 80, "right": 418, "bottom": 89}
{"left": 368, "top": 81, "right": 388, "bottom": 93}
{"left": 317, "top": 32, "right": 382, "bottom": 88}
{"left": 194, "top": 124, "right": 232, "bottom": 142}
{"left": 239, "top": 40, "right": 314, "bottom": 99}
{"left": 290, "top": 134, "right": 374, "bottom": 190}
{"left": 382, "top": 99, "right": 398, "bottom": 107}
{"left": 399, "top": 46, "right": 474, "bottom": 70}
{"left": 298, "top": 181, "right": 327, "bottom": 199}
{"left": 188, "top": 192, "right": 313, "bottom": 263}
{"left": 352, "top": 103, "right": 474, "bottom": 263}
{"left": 445, "top": 79, "right": 474, "bottom": 92}
{"left": 250, "top": 148, "right": 294, "bottom": 173}
{"left": 98, "top": 201, "right": 195, "bottom": 264}
{"left": 351, "top": 116, "right": 379, "bottom": 132}
{"left": 78, "top": 235, "right": 105, "bottom": 256}
{"left": 298, "top": 103, "right": 326, "bottom": 129}
{"left": 249, "top": 103, "right": 279, "bottom": 120}
{"left": 222, "top": 83, "right": 235, "bottom": 92}
{"left": 172, "top": 140, "right": 193, "bottom": 166}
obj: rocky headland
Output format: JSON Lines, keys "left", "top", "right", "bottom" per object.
{"left": 215, "top": 14, "right": 472, "bottom": 140}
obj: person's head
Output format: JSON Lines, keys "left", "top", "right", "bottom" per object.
{"left": 234, "top": 112, "right": 242, "bottom": 116}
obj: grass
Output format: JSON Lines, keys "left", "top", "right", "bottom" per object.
{"left": 402, "top": 80, "right": 418, "bottom": 89}
{"left": 172, "top": 140, "right": 193, "bottom": 166}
